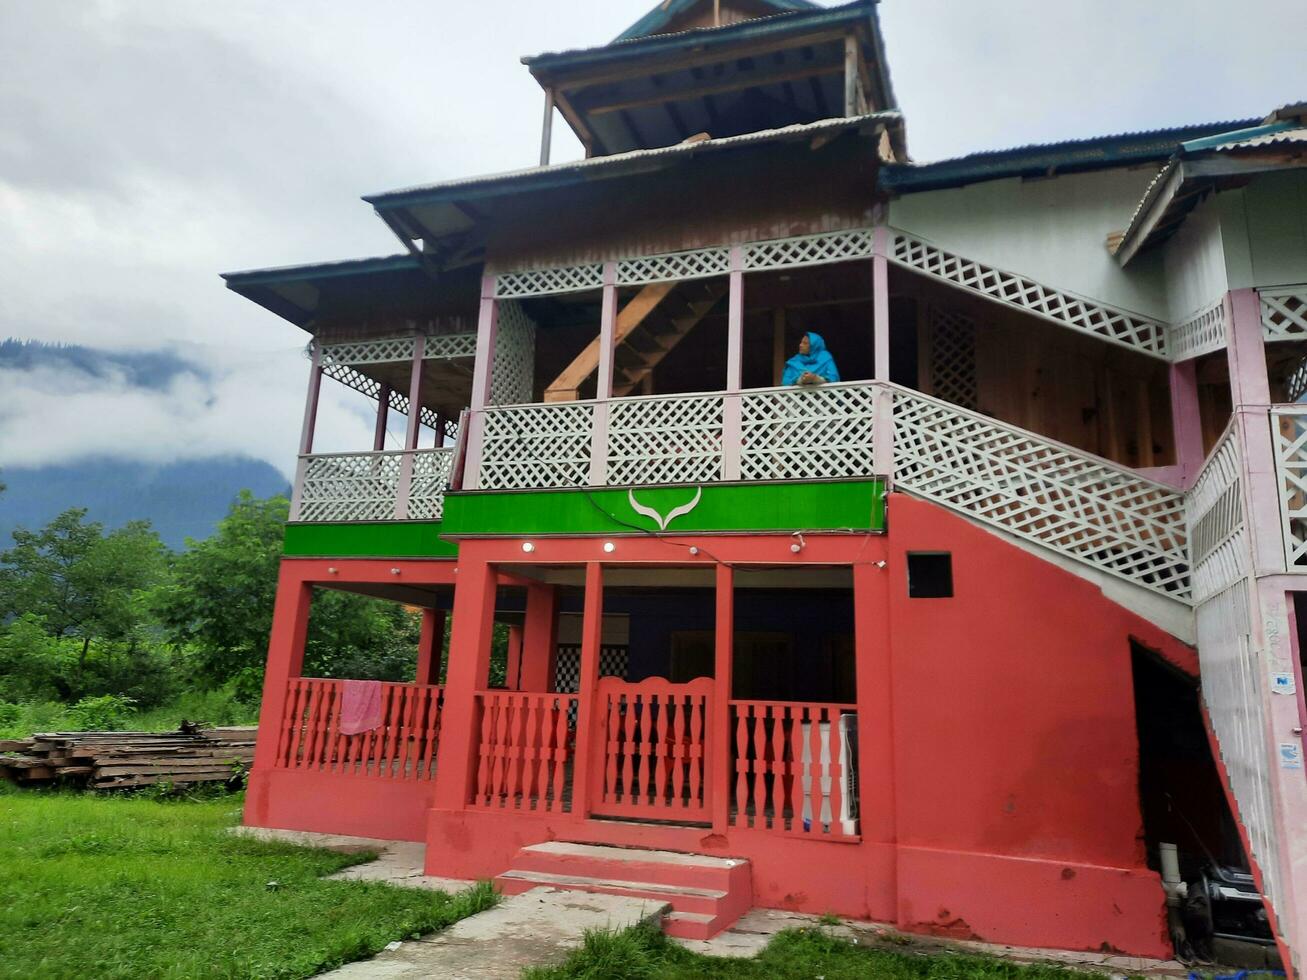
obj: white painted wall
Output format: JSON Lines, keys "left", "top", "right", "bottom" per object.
{"left": 889, "top": 167, "right": 1170, "bottom": 319}
{"left": 1163, "top": 194, "right": 1228, "bottom": 321}
{"left": 1221, "top": 170, "right": 1307, "bottom": 290}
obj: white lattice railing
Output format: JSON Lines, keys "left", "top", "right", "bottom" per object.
{"left": 1271, "top": 407, "right": 1307, "bottom": 571}
{"left": 607, "top": 391, "right": 724, "bottom": 486}
{"left": 888, "top": 228, "right": 1170, "bottom": 359}
{"left": 478, "top": 401, "right": 595, "bottom": 490}
{"left": 739, "top": 383, "right": 877, "bottom": 481}
{"left": 294, "top": 448, "right": 455, "bottom": 522}
{"left": 1260, "top": 285, "right": 1307, "bottom": 342}
{"left": 890, "top": 386, "right": 1191, "bottom": 599}
{"left": 1170, "top": 299, "right": 1228, "bottom": 361}
{"left": 1187, "top": 422, "right": 1249, "bottom": 601}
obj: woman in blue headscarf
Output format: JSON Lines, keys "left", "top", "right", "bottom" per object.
{"left": 782, "top": 332, "right": 840, "bottom": 387}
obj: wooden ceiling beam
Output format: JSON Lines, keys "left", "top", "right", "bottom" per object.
{"left": 584, "top": 61, "right": 841, "bottom": 117}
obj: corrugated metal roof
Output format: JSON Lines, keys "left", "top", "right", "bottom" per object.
{"left": 366, "top": 112, "right": 899, "bottom": 208}
{"left": 525, "top": 1, "right": 871, "bottom": 70}
{"left": 1210, "top": 126, "right": 1307, "bottom": 151}
{"left": 614, "top": 0, "right": 819, "bottom": 43}
{"left": 221, "top": 253, "right": 419, "bottom": 286}
{"left": 880, "top": 119, "right": 1261, "bottom": 193}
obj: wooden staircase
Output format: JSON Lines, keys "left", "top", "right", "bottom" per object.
{"left": 494, "top": 841, "right": 753, "bottom": 940}
{"left": 544, "top": 279, "right": 728, "bottom": 402}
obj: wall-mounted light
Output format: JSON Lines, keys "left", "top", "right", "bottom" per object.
{"left": 689, "top": 546, "right": 699, "bottom": 556}
{"left": 521, "top": 542, "right": 536, "bottom": 553}
{"left": 602, "top": 541, "right": 616, "bottom": 553}
{"left": 390, "top": 567, "right": 402, "bottom": 576}
{"left": 790, "top": 531, "right": 806, "bottom": 554}
{"left": 327, "top": 567, "right": 338, "bottom": 575}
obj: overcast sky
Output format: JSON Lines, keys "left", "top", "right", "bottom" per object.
{"left": 1, "top": 0, "right": 1304, "bottom": 478}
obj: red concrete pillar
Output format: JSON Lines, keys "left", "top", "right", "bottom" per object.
{"left": 431, "top": 560, "right": 499, "bottom": 810}
{"left": 853, "top": 558, "right": 896, "bottom": 848}
{"left": 505, "top": 625, "right": 524, "bottom": 689}
{"left": 250, "top": 566, "right": 313, "bottom": 771}
{"left": 570, "top": 563, "right": 604, "bottom": 817}
{"left": 415, "top": 608, "right": 445, "bottom": 686}
{"left": 519, "top": 582, "right": 559, "bottom": 692}
{"left": 711, "top": 563, "right": 734, "bottom": 832}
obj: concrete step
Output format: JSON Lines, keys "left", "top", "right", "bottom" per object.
{"left": 494, "top": 841, "right": 752, "bottom": 939}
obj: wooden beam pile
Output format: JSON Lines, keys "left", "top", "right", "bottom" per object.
{"left": 0, "top": 725, "right": 255, "bottom": 789}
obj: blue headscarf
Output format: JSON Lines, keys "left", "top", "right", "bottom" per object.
{"left": 782, "top": 332, "right": 840, "bottom": 386}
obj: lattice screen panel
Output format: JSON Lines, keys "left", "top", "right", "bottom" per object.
{"left": 618, "top": 248, "right": 730, "bottom": 285}
{"left": 1272, "top": 409, "right": 1307, "bottom": 570}
{"left": 1186, "top": 425, "right": 1247, "bottom": 602}
{"left": 929, "top": 307, "right": 978, "bottom": 411}
{"left": 744, "top": 229, "right": 874, "bottom": 272}
{"left": 316, "top": 345, "right": 444, "bottom": 432}
{"left": 406, "top": 449, "right": 456, "bottom": 520}
{"left": 606, "top": 393, "right": 724, "bottom": 486}
{"left": 495, "top": 264, "right": 604, "bottom": 299}
{"left": 1260, "top": 286, "right": 1307, "bottom": 341}
{"left": 1195, "top": 579, "right": 1283, "bottom": 918}
{"left": 319, "top": 337, "right": 415, "bottom": 365}
{"left": 478, "top": 402, "right": 595, "bottom": 489}
{"left": 298, "top": 452, "right": 403, "bottom": 522}
{"left": 889, "top": 229, "right": 1169, "bottom": 358}
{"left": 491, "top": 301, "right": 537, "bottom": 406}
{"left": 424, "top": 334, "right": 478, "bottom": 359}
{"left": 891, "top": 387, "right": 1190, "bottom": 599}
{"left": 739, "top": 384, "right": 877, "bottom": 481}
{"left": 1170, "top": 300, "right": 1228, "bottom": 361}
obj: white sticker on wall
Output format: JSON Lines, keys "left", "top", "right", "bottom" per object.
{"left": 1279, "top": 743, "right": 1303, "bottom": 770}
{"left": 1272, "top": 671, "right": 1297, "bottom": 695}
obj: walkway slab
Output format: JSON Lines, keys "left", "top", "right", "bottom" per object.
{"left": 230, "top": 827, "right": 472, "bottom": 892}
{"left": 321, "top": 886, "right": 670, "bottom": 979}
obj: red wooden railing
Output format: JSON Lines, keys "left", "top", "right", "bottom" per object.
{"left": 730, "top": 700, "right": 858, "bottom": 839}
{"left": 472, "top": 691, "right": 578, "bottom": 812}
{"left": 275, "top": 678, "right": 443, "bottom": 779}
{"left": 592, "top": 677, "right": 712, "bottom": 823}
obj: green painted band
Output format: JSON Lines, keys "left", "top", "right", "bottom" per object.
{"left": 283, "top": 521, "right": 458, "bottom": 558}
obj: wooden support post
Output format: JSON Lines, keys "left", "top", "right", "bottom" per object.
{"left": 373, "top": 384, "right": 391, "bottom": 451}
{"left": 416, "top": 608, "right": 445, "bottom": 686}
{"left": 843, "top": 34, "right": 859, "bottom": 117}
{"left": 394, "top": 335, "right": 426, "bottom": 519}
{"left": 463, "top": 277, "right": 499, "bottom": 491}
{"left": 570, "top": 563, "right": 604, "bottom": 818}
{"left": 710, "top": 563, "right": 734, "bottom": 832}
{"left": 723, "top": 246, "right": 744, "bottom": 480}
{"left": 432, "top": 561, "right": 499, "bottom": 810}
{"left": 589, "top": 263, "right": 618, "bottom": 486}
{"left": 299, "top": 343, "right": 323, "bottom": 456}
{"left": 520, "top": 582, "right": 559, "bottom": 692}
{"left": 434, "top": 412, "right": 447, "bottom": 448}
{"left": 1168, "top": 360, "right": 1205, "bottom": 485}
{"left": 249, "top": 569, "right": 312, "bottom": 773}
{"left": 772, "top": 307, "right": 786, "bottom": 386}
{"left": 540, "top": 88, "right": 555, "bottom": 167}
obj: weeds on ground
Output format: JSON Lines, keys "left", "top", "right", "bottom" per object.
{"left": 0, "top": 785, "right": 496, "bottom": 979}
{"left": 524, "top": 921, "right": 1095, "bottom": 980}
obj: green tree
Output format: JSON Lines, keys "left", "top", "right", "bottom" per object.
{"left": 157, "top": 491, "right": 425, "bottom": 699}
{"left": 0, "top": 510, "right": 168, "bottom": 679}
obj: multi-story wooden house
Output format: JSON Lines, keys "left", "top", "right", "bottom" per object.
{"left": 223, "top": 0, "right": 1307, "bottom": 966}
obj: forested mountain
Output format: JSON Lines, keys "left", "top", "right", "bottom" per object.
{"left": 0, "top": 340, "right": 288, "bottom": 547}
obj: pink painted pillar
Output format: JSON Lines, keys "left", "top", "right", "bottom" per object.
{"left": 569, "top": 562, "right": 604, "bottom": 817}
{"left": 415, "top": 608, "right": 445, "bottom": 686}
{"left": 589, "top": 262, "right": 618, "bottom": 486}
{"left": 373, "top": 384, "right": 392, "bottom": 452}
{"left": 290, "top": 344, "right": 324, "bottom": 521}
{"left": 710, "top": 563, "right": 734, "bottom": 832}
{"left": 431, "top": 561, "right": 499, "bottom": 811}
{"left": 871, "top": 227, "right": 894, "bottom": 478}
{"left": 249, "top": 568, "right": 312, "bottom": 773}
{"left": 462, "top": 277, "right": 499, "bottom": 491}
{"left": 1227, "top": 288, "right": 1281, "bottom": 575}
{"left": 394, "top": 335, "right": 426, "bottom": 519}
{"left": 1168, "top": 361, "right": 1205, "bottom": 486}
{"left": 722, "top": 247, "right": 744, "bottom": 481}
{"left": 519, "top": 582, "right": 559, "bottom": 692}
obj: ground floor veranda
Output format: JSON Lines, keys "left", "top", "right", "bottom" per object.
{"left": 241, "top": 494, "right": 1223, "bottom": 958}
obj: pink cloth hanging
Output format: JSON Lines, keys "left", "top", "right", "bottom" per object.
{"left": 339, "top": 680, "right": 383, "bottom": 735}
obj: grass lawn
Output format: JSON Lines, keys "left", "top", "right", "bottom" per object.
{"left": 525, "top": 922, "right": 1093, "bottom": 980}
{"left": 0, "top": 785, "right": 495, "bottom": 980}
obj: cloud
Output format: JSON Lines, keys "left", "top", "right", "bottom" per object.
{"left": 0, "top": 343, "right": 383, "bottom": 480}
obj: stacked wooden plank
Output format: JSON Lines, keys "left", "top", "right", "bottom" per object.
{"left": 0, "top": 726, "right": 255, "bottom": 789}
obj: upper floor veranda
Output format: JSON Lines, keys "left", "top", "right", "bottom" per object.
{"left": 222, "top": 73, "right": 1307, "bottom": 611}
